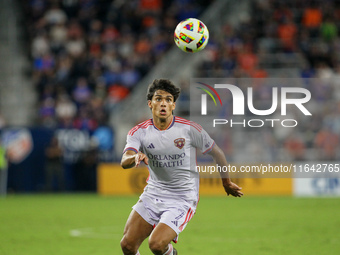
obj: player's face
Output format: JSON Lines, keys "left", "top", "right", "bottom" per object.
{"left": 148, "top": 90, "right": 176, "bottom": 120}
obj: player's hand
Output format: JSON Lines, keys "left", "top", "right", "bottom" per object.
{"left": 135, "top": 152, "right": 148, "bottom": 167}
{"left": 223, "top": 182, "right": 243, "bottom": 197}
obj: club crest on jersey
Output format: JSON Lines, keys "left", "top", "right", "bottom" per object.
{"left": 174, "top": 138, "right": 185, "bottom": 149}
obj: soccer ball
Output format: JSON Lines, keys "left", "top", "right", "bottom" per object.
{"left": 174, "top": 18, "right": 209, "bottom": 53}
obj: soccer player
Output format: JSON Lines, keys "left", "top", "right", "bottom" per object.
{"left": 120, "top": 79, "right": 243, "bottom": 255}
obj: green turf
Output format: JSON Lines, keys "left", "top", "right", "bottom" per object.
{"left": 0, "top": 194, "right": 339, "bottom": 255}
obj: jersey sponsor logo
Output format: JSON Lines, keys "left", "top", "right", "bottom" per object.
{"left": 147, "top": 143, "right": 155, "bottom": 149}
{"left": 151, "top": 160, "right": 184, "bottom": 168}
{"left": 174, "top": 138, "right": 185, "bottom": 149}
{"left": 147, "top": 152, "right": 185, "bottom": 160}
{"left": 147, "top": 152, "right": 186, "bottom": 168}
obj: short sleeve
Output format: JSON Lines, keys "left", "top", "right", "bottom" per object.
{"left": 123, "top": 130, "right": 142, "bottom": 154}
{"left": 190, "top": 124, "right": 215, "bottom": 154}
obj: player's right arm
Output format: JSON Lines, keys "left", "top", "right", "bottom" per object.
{"left": 121, "top": 150, "right": 149, "bottom": 169}
{"left": 122, "top": 120, "right": 151, "bottom": 169}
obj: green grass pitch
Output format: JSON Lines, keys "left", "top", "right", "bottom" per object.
{"left": 0, "top": 194, "right": 339, "bottom": 255}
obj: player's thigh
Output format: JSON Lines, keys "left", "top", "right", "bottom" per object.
{"left": 123, "top": 209, "right": 153, "bottom": 244}
{"left": 149, "top": 223, "right": 177, "bottom": 247}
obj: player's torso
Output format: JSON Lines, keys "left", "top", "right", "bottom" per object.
{"left": 141, "top": 121, "right": 193, "bottom": 172}
{"left": 134, "top": 117, "right": 200, "bottom": 200}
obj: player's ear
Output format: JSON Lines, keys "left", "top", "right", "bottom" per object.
{"left": 148, "top": 100, "right": 152, "bottom": 109}
{"left": 172, "top": 101, "right": 176, "bottom": 110}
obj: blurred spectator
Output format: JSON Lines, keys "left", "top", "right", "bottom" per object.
{"left": 34, "top": 52, "right": 55, "bottom": 73}
{"left": 237, "top": 45, "right": 258, "bottom": 75}
{"left": 39, "top": 97, "right": 56, "bottom": 128}
{"left": 44, "top": 3, "right": 67, "bottom": 25}
{"left": 45, "top": 136, "right": 64, "bottom": 191}
{"left": 31, "top": 31, "right": 50, "bottom": 58}
{"left": 73, "top": 105, "right": 98, "bottom": 131}
{"left": 140, "top": 0, "right": 162, "bottom": 12}
{"left": 314, "top": 127, "right": 339, "bottom": 160}
{"left": 302, "top": 3, "right": 322, "bottom": 37}
{"left": 320, "top": 17, "right": 337, "bottom": 42}
{"left": 273, "top": 3, "right": 293, "bottom": 23}
{"left": 55, "top": 94, "right": 77, "bottom": 123}
{"left": 106, "top": 83, "right": 130, "bottom": 110}
{"left": 72, "top": 77, "right": 92, "bottom": 106}
{"left": 277, "top": 18, "right": 297, "bottom": 52}
{"left": 284, "top": 133, "right": 306, "bottom": 160}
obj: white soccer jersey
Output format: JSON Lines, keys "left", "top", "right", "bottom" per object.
{"left": 123, "top": 116, "right": 215, "bottom": 201}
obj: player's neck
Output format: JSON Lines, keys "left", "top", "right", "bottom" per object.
{"left": 153, "top": 115, "right": 174, "bottom": 130}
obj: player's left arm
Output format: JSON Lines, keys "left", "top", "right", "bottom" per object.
{"left": 208, "top": 144, "right": 243, "bottom": 197}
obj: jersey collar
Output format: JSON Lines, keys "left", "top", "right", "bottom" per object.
{"left": 152, "top": 116, "right": 175, "bottom": 131}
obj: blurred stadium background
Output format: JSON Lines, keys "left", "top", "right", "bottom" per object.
{"left": 0, "top": 0, "right": 340, "bottom": 254}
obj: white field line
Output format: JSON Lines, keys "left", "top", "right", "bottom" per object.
{"left": 69, "top": 226, "right": 122, "bottom": 239}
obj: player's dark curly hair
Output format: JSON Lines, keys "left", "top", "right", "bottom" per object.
{"left": 147, "top": 79, "right": 181, "bottom": 102}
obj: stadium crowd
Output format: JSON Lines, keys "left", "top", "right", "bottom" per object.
{"left": 193, "top": 0, "right": 340, "bottom": 162}
{"left": 20, "top": 0, "right": 213, "bottom": 129}
{"left": 20, "top": 0, "right": 340, "bottom": 162}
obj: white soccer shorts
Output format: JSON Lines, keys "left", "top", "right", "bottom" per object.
{"left": 132, "top": 192, "right": 197, "bottom": 243}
